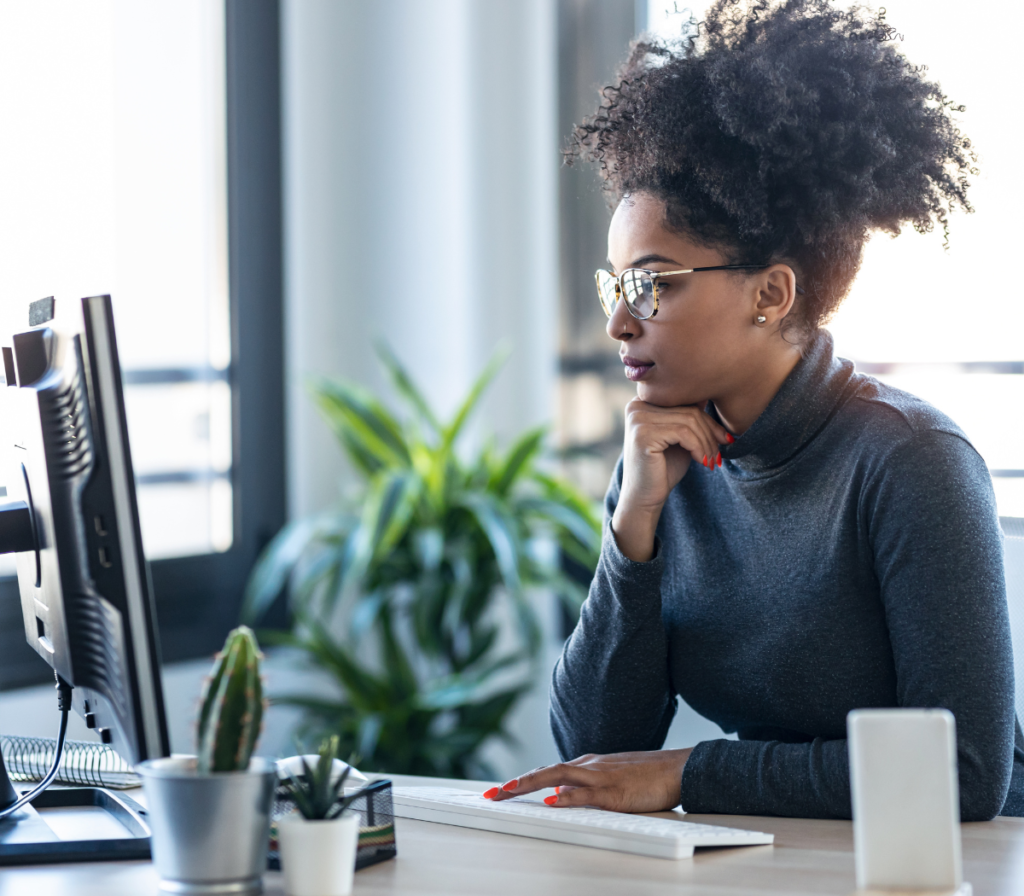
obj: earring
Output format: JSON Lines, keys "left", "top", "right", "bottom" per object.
{"left": 755, "top": 315, "right": 767, "bottom": 324}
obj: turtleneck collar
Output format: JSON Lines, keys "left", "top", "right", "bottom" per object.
{"left": 715, "top": 328, "right": 856, "bottom": 475}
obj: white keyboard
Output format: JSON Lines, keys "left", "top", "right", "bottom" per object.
{"left": 391, "top": 786, "right": 774, "bottom": 859}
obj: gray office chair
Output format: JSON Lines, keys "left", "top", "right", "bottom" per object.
{"left": 1002, "top": 517, "right": 1024, "bottom": 725}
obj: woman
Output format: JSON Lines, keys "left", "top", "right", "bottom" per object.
{"left": 486, "top": 0, "right": 1024, "bottom": 819}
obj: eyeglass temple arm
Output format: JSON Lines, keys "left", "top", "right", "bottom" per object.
{"left": 679, "top": 265, "right": 806, "bottom": 295}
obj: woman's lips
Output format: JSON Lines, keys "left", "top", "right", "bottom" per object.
{"left": 621, "top": 355, "right": 654, "bottom": 381}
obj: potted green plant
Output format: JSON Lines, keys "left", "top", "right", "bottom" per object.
{"left": 277, "top": 735, "right": 364, "bottom": 896}
{"left": 138, "top": 626, "right": 277, "bottom": 896}
{"left": 243, "top": 346, "right": 600, "bottom": 778}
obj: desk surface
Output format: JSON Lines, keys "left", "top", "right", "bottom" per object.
{"left": 2, "top": 774, "right": 1024, "bottom": 896}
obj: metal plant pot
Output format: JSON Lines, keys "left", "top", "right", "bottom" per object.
{"left": 138, "top": 756, "right": 277, "bottom": 896}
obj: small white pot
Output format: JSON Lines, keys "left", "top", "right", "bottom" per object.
{"left": 278, "top": 810, "right": 360, "bottom": 896}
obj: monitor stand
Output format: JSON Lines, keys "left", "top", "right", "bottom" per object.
{"left": 0, "top": 738, "right": 152, "bottom": 865}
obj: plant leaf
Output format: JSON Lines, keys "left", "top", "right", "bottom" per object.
{"left": 349, "top": 589, "right": 388, "bottom": 640}
{"left": 532, "top": 471, "right": 601, "bottom": 531}
{"left": 515, "top": 497, "right": 601, "bottom": 555}
{"left": 440, "top": 346, "right": 510, "bottom": 452}
{"left": 344, "top": 470, "right": 412, "bottom": 588}
{"left": 310, "top": 377, "right": 412, "bottom": 469}
{"left": 378, "top": 601, "right": 418, "bottom": 698}
{"left": 374, "top": 340, "right": 441, "bottom": 436}
{"left": 418, "top": 653, "right": 530, "bottom": 710}
{"left": 490, "top": 425, "right": 546, "bottom": 496}
{"left": 241, "top": 516, "right": 324, "bottom": 624}
{"left": 457, "top": 493, "right": 521, "bottom": 596}
{"left": 296, "top": 615, "right": 391, "bottom": 710}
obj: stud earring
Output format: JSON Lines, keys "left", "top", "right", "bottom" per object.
{"left": 755, "top": 315, "right": 767, "bottom": 324}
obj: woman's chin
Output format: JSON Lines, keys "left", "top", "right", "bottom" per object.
{"left": 636, "top": 382, "right": 701, "bottom": 408}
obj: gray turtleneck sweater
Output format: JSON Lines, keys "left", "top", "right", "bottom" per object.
{"left": 550, "top": 329, "right": 1024, "bottom": 820}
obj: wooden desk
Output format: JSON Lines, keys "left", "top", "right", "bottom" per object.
{"left": 2, "top": 774, "right": 1023, "bottom": 896}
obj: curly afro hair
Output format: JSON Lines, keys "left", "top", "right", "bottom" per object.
{"left": 568, "top": 0, "right": 978, "bottom": 336}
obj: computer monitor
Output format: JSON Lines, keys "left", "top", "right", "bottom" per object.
{"left": 0, "top": 295, "right": 170, "bottom": 863}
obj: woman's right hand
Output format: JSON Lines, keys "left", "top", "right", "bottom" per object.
{"left": 612, "top": 398, "right": 732, "bottom": 562}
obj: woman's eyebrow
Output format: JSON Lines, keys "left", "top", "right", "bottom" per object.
{"left": 626, "top": 253, "right": 685, "bottom": 269}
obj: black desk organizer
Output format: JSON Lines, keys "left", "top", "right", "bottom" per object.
{"left": 268, "top": 778, "right": 397, "bottom": 872}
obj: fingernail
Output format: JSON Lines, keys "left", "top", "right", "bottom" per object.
{"left": 702, "top": 454, "right": 708, "bottom": 468}
{"left": 544, "top": 795, "right": 558, "bottom": 806}
{"left": 482, "top": 787, "right": 499, "bottom": 799}
{"left": 716, "top": 452, "right": 722, "bottom": 467}
{"left": 726, "top": 432, "right": 735, "bottom": 444}
{"left": 501, "top": 779, "right": 519, "bottom": 792}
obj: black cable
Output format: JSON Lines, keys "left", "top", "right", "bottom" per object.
{"left": 0, "top": 673, "right": 72, "bottom": 820}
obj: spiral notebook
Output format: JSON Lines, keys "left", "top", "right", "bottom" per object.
{"left": 0, "top": 735, "right": 140, "bottom": 790}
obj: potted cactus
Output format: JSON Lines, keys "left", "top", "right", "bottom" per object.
{"left": 277, "top": 736, "right": 363, "bottom": 896}
{"left": 139, "top": 626, "right": 277, "bottom": 896}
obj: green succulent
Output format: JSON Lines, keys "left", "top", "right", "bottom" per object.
{"left": 242, "top": 344, "right": 600, "bottom": 778}
{"left": 286, "top": 736, "right": 361, "bottom": 821}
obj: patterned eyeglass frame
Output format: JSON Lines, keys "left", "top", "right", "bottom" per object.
{"left": 595, "top": 264, "right": 805, "bottom": 321}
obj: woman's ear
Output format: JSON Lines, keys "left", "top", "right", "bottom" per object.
{"left": 753, "top": 264, "right": 799, "bottom": 326}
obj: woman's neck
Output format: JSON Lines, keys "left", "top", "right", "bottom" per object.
{"left": 712, "top": 342, "right": 803, "bottom": 436}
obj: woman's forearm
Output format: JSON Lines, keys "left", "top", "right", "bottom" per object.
{"left": 550, "top": 518, "right": 676, "bottom": 761}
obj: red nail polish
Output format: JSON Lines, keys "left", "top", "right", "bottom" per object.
{"left": 544, "top": 795, "right": 558, "bottom": 806}
{"left": 483, "top": 787, "right": 499, "bottom": 799}
{"left": 726, "top": 432, "right": 735, "bottom": 444}
{"left": 501, "top": 779, "right": 519, "bottom": 792}
{"left": 554, "top": 786, "right": 560, "bottom": 794}
{"left": 716, "top": 452, "right": 722, "bottom": 467}
{"left": 702, "top": 454, "right": 708, "bottom": 468}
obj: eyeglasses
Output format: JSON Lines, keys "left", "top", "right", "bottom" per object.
{"left": 594, "top": 264, "right": 804, "bottom": 321}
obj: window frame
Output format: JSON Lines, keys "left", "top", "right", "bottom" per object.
{"left": 0, "top": 0, "right": 285, "bottom": 690}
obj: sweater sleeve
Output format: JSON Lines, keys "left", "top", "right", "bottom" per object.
{"left": 549, "top": 457, "right": 678, "bottom": 760}
{"left": 680, "top": 430, "right": 1015, "bottom": 820}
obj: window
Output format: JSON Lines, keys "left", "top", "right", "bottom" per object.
{"left": 822, "top": 0, "right": 1024, "bottom": 516}
{"left": 557, "top": 1, "right": 1024, "bottom": 520}
{"left": 0, "top": 1, "right": 231, "bottom": 559}
{"left": 0, "top": 0, "right": 284, "bottom": 690}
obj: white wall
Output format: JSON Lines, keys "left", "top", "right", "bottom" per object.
{"left": 283, "top": 0, "right": 558, "bottom": 519}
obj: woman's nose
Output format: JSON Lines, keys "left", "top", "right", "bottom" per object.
{"left": 606, "top": 295, "right": 637, "bottom": 341}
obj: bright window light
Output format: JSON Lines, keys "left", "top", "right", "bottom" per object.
{"left": 0, "top": 0, "right": 232, "bottom": 560}
{"left": 647, "top": 0, "right": 1024, "bottom": 517}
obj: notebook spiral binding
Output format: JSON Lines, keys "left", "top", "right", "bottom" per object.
{"left": 0, "top": 735, "right": 139, "bottom": 790}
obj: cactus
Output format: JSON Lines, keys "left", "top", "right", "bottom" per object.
{"left": 196, "top": 625, "right": 266, "bottom": 774}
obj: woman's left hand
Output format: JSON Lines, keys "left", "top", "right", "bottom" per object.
{"left": 483, "top": 748, "right": 693, "bottom": 813}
